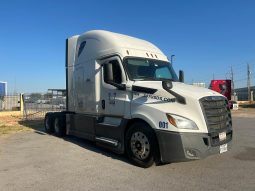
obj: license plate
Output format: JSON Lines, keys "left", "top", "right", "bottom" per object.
{"left": 219, "top": 132, "right": 226, "bottom": 142}
{"left": 220, "top": 144, "right": 228, "bottom": 153}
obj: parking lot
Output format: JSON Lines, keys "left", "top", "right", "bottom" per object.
{"left": 0, "top": 114, "right": 254, "bottom": 191}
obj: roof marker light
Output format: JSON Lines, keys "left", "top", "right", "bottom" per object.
{"left": 126, "top": 50, "right": 129, "bottom": 55}
{"left": 151, "top": 54, "right": 154, "bottom": 58}
{"left": 155, "top": 54, "right": 158, "bottom": 58}
{"left": 146, "top": 53, "right": 149, "bottom": 57}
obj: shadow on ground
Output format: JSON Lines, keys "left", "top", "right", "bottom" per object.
{"left": 234, "top": 147, "right": 255, "bottom": 161}
{"left": 19, "top": 119, "right": 45, "bottom": 131}
{"left": 18, "top": 119, "right": 131, "bottom": 166}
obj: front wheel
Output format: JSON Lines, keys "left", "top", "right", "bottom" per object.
{"left": 125, "top": 122, "right": 158, "bottom": 168}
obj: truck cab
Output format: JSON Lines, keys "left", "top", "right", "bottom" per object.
{"left": 45, "top": 30, "right": 233, "bottom": 167}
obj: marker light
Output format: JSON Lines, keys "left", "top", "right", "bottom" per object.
{"left": 166, "top": 114, "right": 177, "bottom": 127}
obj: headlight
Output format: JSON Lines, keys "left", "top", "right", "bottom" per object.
{"left": 166, "top": 114, "right": 198, "bottom": 130}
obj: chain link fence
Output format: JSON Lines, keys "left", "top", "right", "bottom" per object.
{"left": 23, "top": 90, "right": 66, "bottom": 120}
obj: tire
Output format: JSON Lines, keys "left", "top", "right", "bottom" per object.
{"left": 125, "top": 122, "right": 158, "bottom": 168}
{"left": 44, "top": 113, "right": 54, "bottom": 134}
{"left": 53, "top": 114, "right": 66, "bottom": 137}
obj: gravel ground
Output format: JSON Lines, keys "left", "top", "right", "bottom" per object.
{"left": 231, "top": 107, "right": 255, "bottom": 118}
{"left": 0, "top": 116, "right": 254, "bottom": 191}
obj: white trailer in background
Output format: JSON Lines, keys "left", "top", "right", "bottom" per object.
{"left": 45, "top": 30, "right": 233, "bottom": 167}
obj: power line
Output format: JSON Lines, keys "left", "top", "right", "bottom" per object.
{"left": 234, "top": 78, "right": 247, "bottom": 82}
{"left": 230, "top": 62, "right": 249, "bottom": 68}
{"left": 192, "top": 62, "right": 255, "bottom": 90}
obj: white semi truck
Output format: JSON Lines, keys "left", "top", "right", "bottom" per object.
{"left": 45, "top": 30, "right": 233, "bottom": 167}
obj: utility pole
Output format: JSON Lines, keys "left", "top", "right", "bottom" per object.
{"left": 230, "top": 66, "right": 235, "bottom": 100}
{"left": 247, "top": 63, "right": 251, "bottom": 101}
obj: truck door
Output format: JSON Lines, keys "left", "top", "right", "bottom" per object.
{"left": 100, "top": 56, "right": 127, "bottom": 117}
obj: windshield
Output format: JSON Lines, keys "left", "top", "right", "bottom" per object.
{"left": 123, "top": 57, "right": 178, "bottom": 81}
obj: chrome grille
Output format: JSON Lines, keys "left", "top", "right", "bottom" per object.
{"left": 200, "top": 96, "right": 232, "bottom": 132}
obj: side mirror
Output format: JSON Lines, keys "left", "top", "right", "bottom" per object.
{"left": 104, "top": 63, "right": 126, "bottom": 91}
{"left": 162, "top": 80, "right": 173, "bottom": 90}
{"left": 179, "top": 70, "right": 184, "bottom": 83}
{"left": 104, "top": 63, "right": 114, "bottom": 83}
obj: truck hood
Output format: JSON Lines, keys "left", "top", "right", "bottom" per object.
{"left": 131, "top": 81, "right": 223, "bottom": 133}
{"left": 132, "top": 81, "right": 221, "bottom": 100}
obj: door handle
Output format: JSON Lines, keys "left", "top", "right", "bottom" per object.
{"left": 101, "top": 100, "right": 105, "bottom": 109}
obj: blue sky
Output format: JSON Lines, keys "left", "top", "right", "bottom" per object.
{"left": 0, "top": 0, "right": 255, "bottom": 93}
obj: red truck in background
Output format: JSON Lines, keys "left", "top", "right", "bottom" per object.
{"left": 209, "top": 80, "right": 238, "bottom": 109}
{"left": 209, "top": 80, "right": 231, "bottom": 100}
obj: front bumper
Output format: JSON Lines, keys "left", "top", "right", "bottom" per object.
{"left": 155, "top": 128, "right": 233, "bottom": 163}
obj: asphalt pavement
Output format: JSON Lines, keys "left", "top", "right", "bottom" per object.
{"left": 0, "top": 117, "right": 254, "bottom": 191}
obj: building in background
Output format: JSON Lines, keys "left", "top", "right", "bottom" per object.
{"left": 0, "top": 81, "right": 7, "bottom": 96}
{"left": 0, "top": 81, "right": 7, "bottom": 110}
{"left": 235, "top": 86, "right": 255, "bottom": 101}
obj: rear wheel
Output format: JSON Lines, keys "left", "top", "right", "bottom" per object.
{"left": 44, "top": 113, "right": 54, "bottom": 134}
{"left": 125, "top": 122, "right": 157, "bottom": 168}
{"left": 53, "top": 114, "right": 66, "bottom": 137}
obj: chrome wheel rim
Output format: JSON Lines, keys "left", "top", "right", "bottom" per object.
{"left": 130, "top": 132, "right": 150, "bottom": 160}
